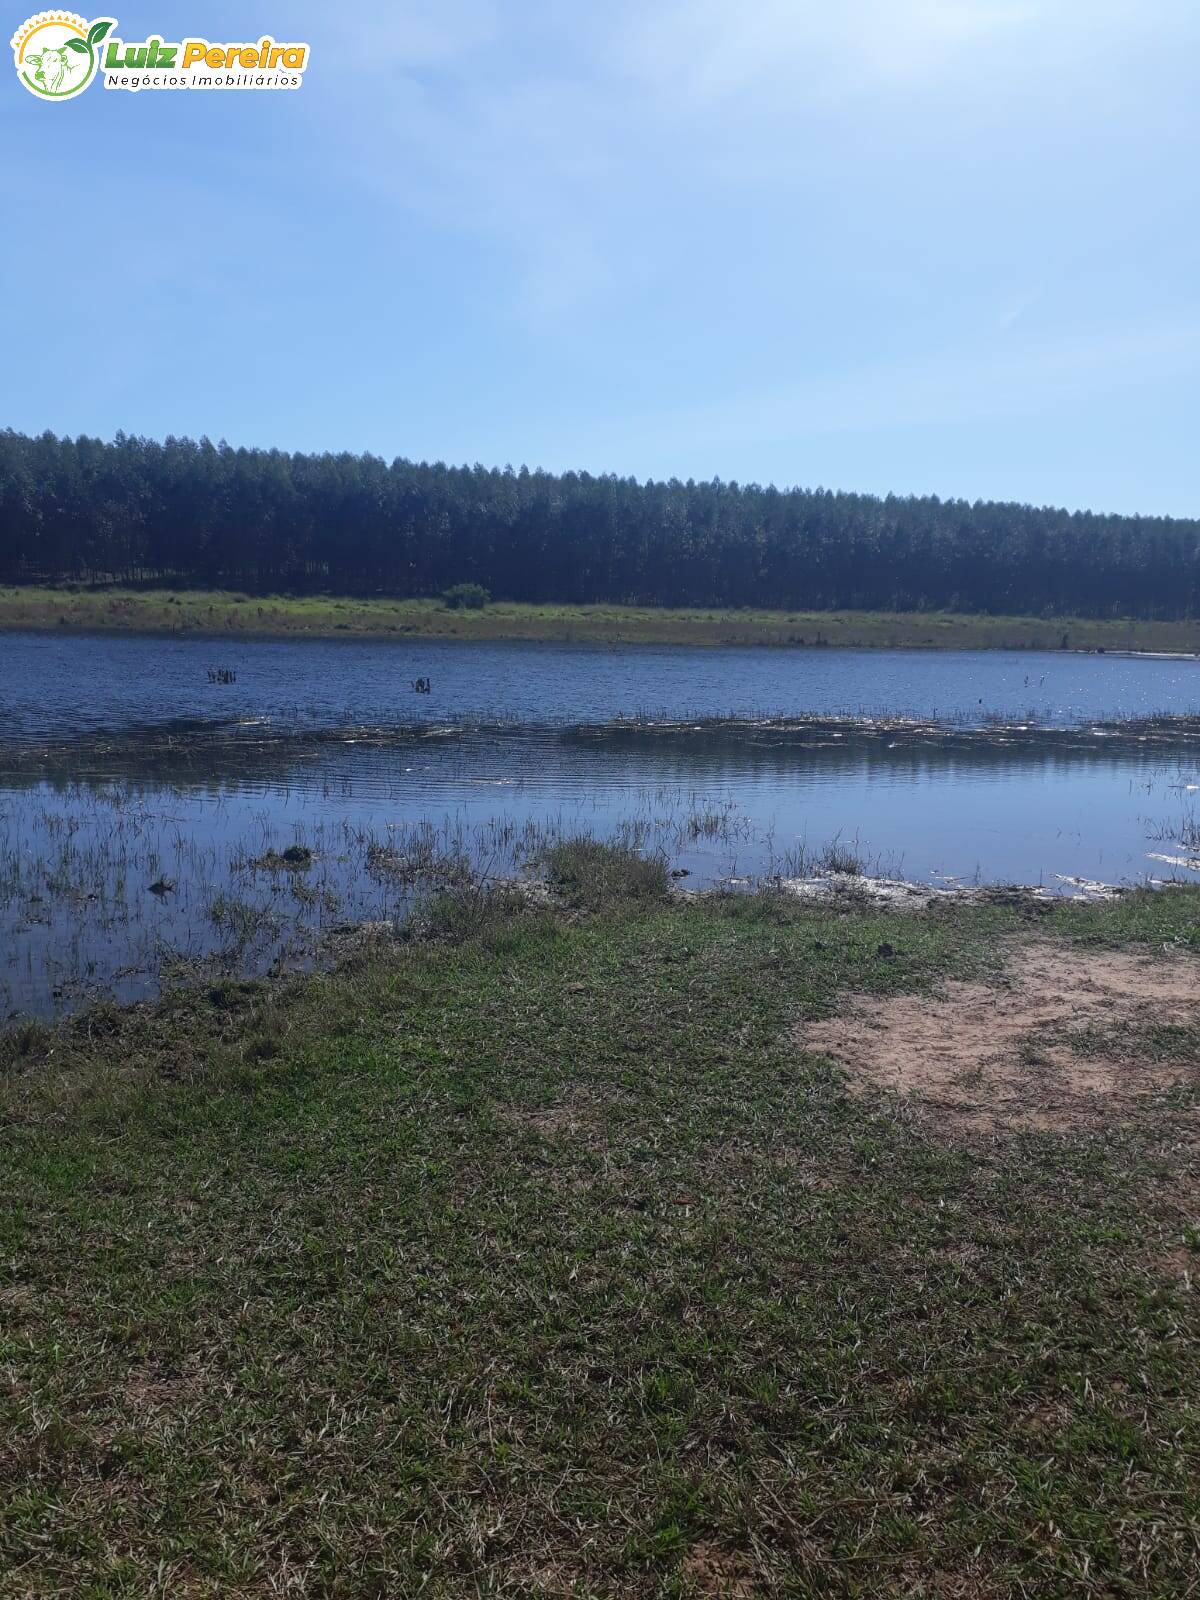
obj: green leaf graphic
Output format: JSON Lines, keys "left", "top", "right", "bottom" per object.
{"left": 87, "top": 19, "right": 112, "bottom": 46}
{"left": 65, "top": 37, "right": 88, "bottom": 52}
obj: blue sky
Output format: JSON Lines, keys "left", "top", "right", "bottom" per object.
{"left": 2, "top": 0, "right": 1197, "bottom": 515}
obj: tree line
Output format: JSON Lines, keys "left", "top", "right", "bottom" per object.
{"left": 2, "top": 428, "right": 1198, "bottom": 618}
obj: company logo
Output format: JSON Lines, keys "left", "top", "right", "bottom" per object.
{"left": 10, "top": 13, "right": 310, "bottom": 96}
{"left": 11, "top": 11, "right": 113, "bottom": 99}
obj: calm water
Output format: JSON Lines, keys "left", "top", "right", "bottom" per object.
{"left": 3, "top": 630, "right": 1200, "bottom": 738}
{"left": 2, "top": 631, "right": 1198, "bottom": 1017}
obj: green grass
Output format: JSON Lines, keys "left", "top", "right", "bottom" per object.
{"left": 1, "top": 880, "right": 1199, "bottom": 1595}
{"left": 3, "top": 584, "right": 1200, "bottom": 652}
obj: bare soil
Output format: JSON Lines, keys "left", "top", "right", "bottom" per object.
{"left": 802, "top": 942, "right": 1200, "bottom": 1135}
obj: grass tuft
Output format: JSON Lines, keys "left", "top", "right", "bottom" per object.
{"left": 544, "top": 835, "right": 671, "bottom": 907}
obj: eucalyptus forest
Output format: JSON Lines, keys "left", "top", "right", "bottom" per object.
{"left": 3, "top": 428, "right": 1198, "bottom": 618}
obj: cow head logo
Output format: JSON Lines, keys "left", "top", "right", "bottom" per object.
{"left": 11, "top": 12, "right": 114, "bottom": 99}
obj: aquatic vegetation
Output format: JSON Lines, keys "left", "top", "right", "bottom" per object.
{"left": 0, "top": 775, "right": 839, "bottom": 1018}
{"left": 812, "top": 834, "right": 865, "bottom": 876}
{"left": 252, "top": 843, "right": 314, "bottom": 870}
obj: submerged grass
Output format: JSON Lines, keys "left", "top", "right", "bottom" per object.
{"left": 1, "top": 858, "right": 1199, "bottom": 1596}
{"left": 4, "top": 584, "right": 1200, "bottom": 652}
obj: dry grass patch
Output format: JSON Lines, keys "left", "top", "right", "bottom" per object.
{"left": 504, "top": 1082, "right": 626, "bottom": 1145}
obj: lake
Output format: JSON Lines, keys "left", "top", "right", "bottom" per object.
{"left": 2, "top": 630, "right": 1198, "bottom": 1017}
{"left": 5, "top": 630, "right": 1200, "bottom": 738}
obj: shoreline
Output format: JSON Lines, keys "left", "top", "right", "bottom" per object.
{"left": 8, "top": 859, "right": 1197, "bottom": 1028}
{"left": 4, "top": 585, "right": 1200, "bottom": 654}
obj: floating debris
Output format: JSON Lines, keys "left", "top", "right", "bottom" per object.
{"left": 773, "top": 872, "right": 1121, "bottom": 910}
{"left": 1053, "top": 874, "right": 1123, "bottom": 899}
{"left": 1147, "top": 852, "right": 1200, "bottom": 873}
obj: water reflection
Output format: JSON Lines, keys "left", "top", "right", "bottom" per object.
{"left": 1, "top": 715, "right": 1197, "bottom": 1020}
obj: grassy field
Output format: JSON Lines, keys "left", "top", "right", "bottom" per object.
{"left": 3, "top": 584, "right": 1200, "bottom": 653}
{"left": 1, "top": 853, "right": 1198, "bottom": 1597}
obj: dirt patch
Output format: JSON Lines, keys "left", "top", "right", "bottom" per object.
{"left": 800, "top": 943, "right": 1200, "bottom": 1135}
{"left": 1154, "top": 1246, "right": 1198, "bottom": 1281}
{"left": 681, "top": 1542, "right": 758, "bottom": 1597}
